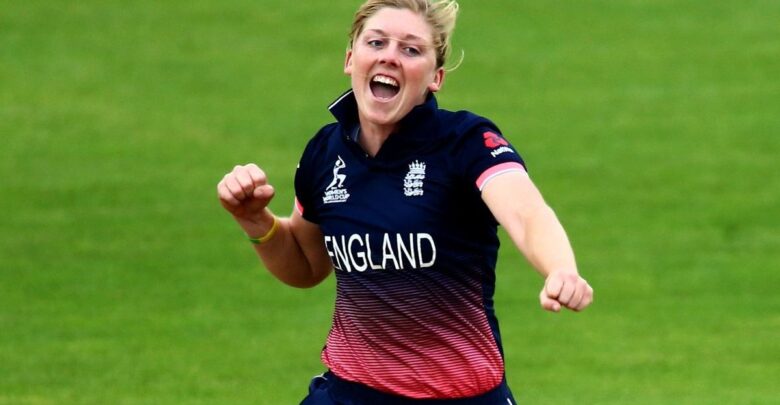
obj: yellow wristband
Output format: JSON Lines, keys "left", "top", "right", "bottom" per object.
{"left": 248, "top": 216, "right": 279, "bottom": 245}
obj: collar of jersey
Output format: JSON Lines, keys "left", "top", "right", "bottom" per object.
{"left": 328, "top": 89, "right": 439, "bottom": 143}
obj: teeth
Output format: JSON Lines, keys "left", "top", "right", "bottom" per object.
{"left": 372, "top": 75, "right": 399, "bottom": 87}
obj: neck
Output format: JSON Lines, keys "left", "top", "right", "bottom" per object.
{"left": 358, "top": 119, "right": 397, "bottom": 157}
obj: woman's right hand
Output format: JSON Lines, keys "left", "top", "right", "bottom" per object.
{"left": 217, "top": 164, "right": 276, "bottom": 227}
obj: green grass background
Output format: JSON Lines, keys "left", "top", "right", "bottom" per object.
{"left": 1, "top": 0, "right": 778, "bottom": 403}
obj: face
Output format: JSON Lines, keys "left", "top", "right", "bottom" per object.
{"left": 344, "top": 7, "right": 445, "bottom": 130}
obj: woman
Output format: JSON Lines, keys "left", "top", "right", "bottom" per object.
{"left": 217, "top": 0, "right": 593, "bottom": 403}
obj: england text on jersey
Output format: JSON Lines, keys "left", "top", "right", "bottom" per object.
{"left": 323, "top": 233, "right": 437, "bottom": 272}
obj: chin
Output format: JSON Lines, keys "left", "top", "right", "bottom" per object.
{"left": 367, "top": 112, "right": 400, "bottom": 126}
{"left": 360, "top": 104, "right": 401, "bottom": 125}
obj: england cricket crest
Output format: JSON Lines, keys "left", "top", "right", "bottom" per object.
{"left": 403, "top": 160, "right": 426, "bottom": 197}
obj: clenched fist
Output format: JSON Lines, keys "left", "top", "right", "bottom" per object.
{"left": 217, "top": 164, "right": 276, "bottom": 230}
{"left": 539, "top": 270, "right": 593, "bottom": 312}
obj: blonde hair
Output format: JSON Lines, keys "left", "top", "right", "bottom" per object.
{"left": 348, "top": 0, "right": 459, "bottom": 69}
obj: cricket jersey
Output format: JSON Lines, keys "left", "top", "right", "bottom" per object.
{"left": 294, "top": 90, "right": 527, "bottom": 400}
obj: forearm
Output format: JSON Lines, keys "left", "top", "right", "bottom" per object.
{"left": 482, "top": 172, "right": 591, "bottom": 311}
{"left": 217, "top": 164, "right": 332, "bottom": 288}
{"left": 506, "top": 204, "right": 578, "bottom": 278}
{"left": 238, "top": 212, "right": 328, "bottom": 288}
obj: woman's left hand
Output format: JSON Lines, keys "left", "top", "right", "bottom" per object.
{"left": 539, "top": 270, "right": 593, "bottom": 312}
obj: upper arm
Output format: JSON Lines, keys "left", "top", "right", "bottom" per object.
{"left": 481, "top": 170, "right": 548, "bottom": 243}
{"left": 289, "top": 209, "right": 333, "bottom": 285}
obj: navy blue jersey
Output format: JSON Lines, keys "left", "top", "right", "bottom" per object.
{"left": 294, "top": 90, "right": 526, "bottom": 399}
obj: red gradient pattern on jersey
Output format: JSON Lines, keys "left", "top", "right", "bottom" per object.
{"left": 321, "top": 269, "right": 505, "bottom": 399}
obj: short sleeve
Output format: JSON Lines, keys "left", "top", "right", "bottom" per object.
{"left": 455, "top": 126, "right": 527, "bottom": 192}
{"left": 293, "top": 136, "right": 320, "bottom": 224}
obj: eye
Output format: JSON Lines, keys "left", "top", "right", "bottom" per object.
{"left": 402, "top": 46, "right": 421, "bottom": 56}
{"left": 367, "top": 38, "right": 385, "bottom": 48}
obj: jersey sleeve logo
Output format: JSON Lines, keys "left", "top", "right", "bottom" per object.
{"left": 483, "top": 131, "right": 514, "bottom": 158}
{"left": 403, "top": 160, "right": 426, "bottom": 197}
{"left": 483, "top": 131, "right": 509, "bottom": 148}
{"left": 323, "top": 155, "right": 350, "bottom": 204}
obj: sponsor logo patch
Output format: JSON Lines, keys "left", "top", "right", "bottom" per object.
{"left": 483, "top": 131, "right": 509, "bottom": 148}
{"left": 483, "top": 131, "right": 514, "bottom": 157}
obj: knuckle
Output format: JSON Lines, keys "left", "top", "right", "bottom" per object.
{"left": 239, "top": 176, "right": 253, "bottom": 187}
{"left": 227, "top": 184, "right": 243, "bottom": 196}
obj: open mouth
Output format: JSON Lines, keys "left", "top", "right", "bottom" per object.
{"left": 370, "top": 74, "right": 400, "bottom": 100}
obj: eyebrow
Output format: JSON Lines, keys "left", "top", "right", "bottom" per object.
{"left": 364, "top": 29, "right": 428, "bottom": 43}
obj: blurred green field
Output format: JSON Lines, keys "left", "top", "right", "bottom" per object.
{"left": 1, "top": 0, "right": 779, "bottom": 403}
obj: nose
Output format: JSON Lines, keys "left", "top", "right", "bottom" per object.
{"left": 378, "top": 42, "right": 401, "bottom": 67}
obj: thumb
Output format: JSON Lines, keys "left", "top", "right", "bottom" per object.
{"left": 544, "top": 273, "right": 564, "bottom": 299}
{"left": 239, "top": 184, "right": 275, "bottom": 215}
{"left": 539, "top": 289, "right": 561, "bottom": 312}
{"left": 253, "top": 184, "right": 275, "bottom": 200}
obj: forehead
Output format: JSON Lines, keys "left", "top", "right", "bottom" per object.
{"left": 361, "top": 7, "right": 433, "bottom": 43}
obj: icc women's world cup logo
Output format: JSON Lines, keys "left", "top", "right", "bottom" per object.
{"left": 323, "top": 156, "right": 350, "bottom": 204}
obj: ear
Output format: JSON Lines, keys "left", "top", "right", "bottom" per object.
{"left": 427, "top": 67, "right": 445, "bottom": 92}
{"left": 344, "top": 49, "right": 353, "bottom": 75}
